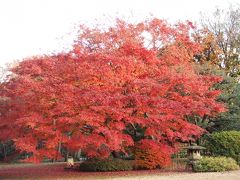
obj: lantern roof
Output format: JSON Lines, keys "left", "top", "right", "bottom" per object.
{"left": 184, "top": 145, "right": 206, "bottom": 150}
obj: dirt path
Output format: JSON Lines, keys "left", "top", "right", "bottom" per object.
{"left": 0, "top": 163, "right": 239, "bottom": 180}
{"left": 111, "top": 171, "right": 240, "bottom": 180}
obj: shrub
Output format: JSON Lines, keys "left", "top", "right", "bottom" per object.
{"left": 134, "top": 140, "right": 171, "bottom": 170}
{"left": 194, "top": 156, "right": 239, "bottom": 172}
{"left": 79, "top": 158, "right": 133, "bottom": 172}
{"left": 205, "top": 131, "right": 240, "bottom": 164}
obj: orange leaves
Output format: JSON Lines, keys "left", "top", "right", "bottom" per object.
{"left": 134, "top": 140, "right": 171, "bottom": 169}
{"left": 195, "top": 30, "right": 222, "bottom": 65}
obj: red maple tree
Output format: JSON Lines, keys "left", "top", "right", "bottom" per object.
{"left": 0, "top": 19, "right": 225, "bottom": 164}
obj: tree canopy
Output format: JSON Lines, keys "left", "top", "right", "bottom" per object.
{"left": 0, "top": 19, "right": 225, "bottom": 163}
{"left": 201, "top": 5, "right": 240, "bottom": 78}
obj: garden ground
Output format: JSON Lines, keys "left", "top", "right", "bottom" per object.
{"left": 0, "top": 162, "right": 240, "bottom": 180}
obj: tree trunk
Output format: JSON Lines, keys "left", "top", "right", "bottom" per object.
{"left": 112, "top": 151, "right": 121, "bottom": 158}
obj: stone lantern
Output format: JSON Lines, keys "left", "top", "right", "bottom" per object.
{"left": 184, "top": 144, "right": 206, "bottom": 170}
{"left": 65, "top": 155, "right": 74, "bottom": 169}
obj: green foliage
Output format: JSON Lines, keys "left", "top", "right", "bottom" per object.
{"left": 194, "top": 156, "right": 239, "bottom": 172}
{"left": 79, "top": 158, "right": 133, "bottom": 172}
{"left": 211, "top": 77, "right": 240, "bottom": 131}
{"left": 0, "top": 140, "right": 16, "bottom": 161}
{"left": 205, "top": 131, "right": 240, "bottom": 164}
{"left": 193, "top": 63, "right": 240, "bottom": 132}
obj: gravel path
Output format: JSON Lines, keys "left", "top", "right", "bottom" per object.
{"left": 0, "top": 163, "right": 239, "bottom": 180}
{"left": 111, "top": 171, "right": 240, "bottom": 180}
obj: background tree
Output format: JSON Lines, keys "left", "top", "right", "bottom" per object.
{"left": 193, "top": 62, "right": 240, "bottom": 132}
{"left": 193, "top": 7, "right": 240, "bottom": 132}
{"left": 200, "top": 5, "right": 240, "bottom": 78}
{"left": 212, "top": 76, "right": 240, "bottom": 131}
{"left": 194, "top": 30, "right": 222, "bottom": 67}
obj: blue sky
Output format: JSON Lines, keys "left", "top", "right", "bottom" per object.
{"left": 0, "top": 0, "right": 239, "bottom": 67}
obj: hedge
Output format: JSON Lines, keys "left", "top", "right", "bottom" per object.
{"left": 194, "top": 156, "right": 239, "bottom": 172}
{"left": 78, "top": 158, "right": 133, "bottom": 172}
{"left": 205, "top": 131, "right": 240, "bottom": 164}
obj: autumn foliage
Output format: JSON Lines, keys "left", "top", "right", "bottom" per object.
{"left": 194, "top": 30, "right": 222, "bottom": 66}
{"left": 0, "top": 18, "right": 225, "bottom": 164}
{"left": 134, "top": 139, "right": 171, "bottom": 169}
